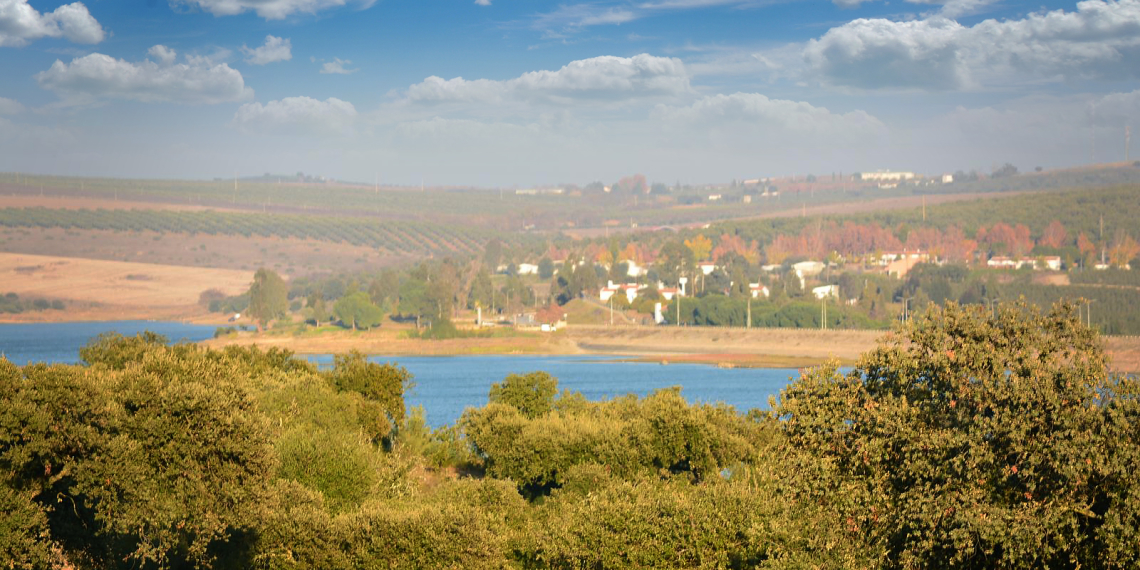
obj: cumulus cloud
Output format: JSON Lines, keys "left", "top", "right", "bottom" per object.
{"left": 0, "top": 97, "right": 24, "bottom": 115}
{"left": 320, "top": 57, "right": 357, "bottom": 74}
{"left": 168, "top": 0, "right": 367, "bottom": 19}
{"left": 148, "top": 44, "right": 177, "bottom": 65}
{"left": 475, "top": 0, "right": 491, "bottom": 5}
{"left": 0, "top": 0, "right": 104, "bottom": 47}
{"left": 404, "top": 54, "right": 691, "bottom": 104}
{"left": 242, "top": 35, "right": 291, "bottom": 65}
{"left": 35, "top": 47, "right": 253, "bottom": 104}
{"left": 805, "top": 0, "right": 1140, "bottom": 90}
{"left": 232, "top": 96, "right": 357, "bottom": 136}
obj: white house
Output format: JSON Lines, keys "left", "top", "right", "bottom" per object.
{"left": 812, "top": 285, "right": 839, "bottom": 300}
{"left": 517, "top": 263, "right": 539, "bottom": 275}
{"left": 749, "top": 283, "right": 770, "bottom": 299}
{"left": 625, "top": 260, "right": 648, "bottom": 278}
{"left": 658, "top": 287, "right": 681, "bottom": 301}
{"left": 792, "top": 260, "right": 825, "bottom": 277}
{"left": 698, "top": 262, "right": 717, "bottom": 275}
{"left": 600, "top": 281, "right": 642, "bottom": 303}
{"left": 858, "top": 170, "right": 916, "bottom": 182}
{"left": 942, "top": 174, "right": 954, "bottom": 183}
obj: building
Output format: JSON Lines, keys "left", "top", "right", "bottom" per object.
{"left": 986, "top": 256, "right": 1062, "bottom": 270}
{"left": 698, "top": 262, "right": 717, "bottom": 275}
{"left": 812, "top": 285, "right": 839, "bottom": 300}
{"left": 942, "top": 174, "right": 954, "bottom": 184}
{"left": 749, "top": 283, "right": 770, "bottom": 298}
{"left": 792, "top": 260, "right": 825, "bottom": 278}
{"left": 658, "top": 287, "right": 681, "bottom": 301}
{"left": 858, "top": 171, "right": 916, "bottom": 182}
{"left": 517, "top": 263, "right": 539, "bottom": 275}
{"left": 600, "top": 281, "right": 642, "bottom": 303}
{"left": 625, "top": 260, "right": 648, "bottom": 278}
{"left": 881, "top": 250, "right": 931, "bottom": 278}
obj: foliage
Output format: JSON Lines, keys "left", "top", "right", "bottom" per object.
{"left": 0, "top": 292, "right": 64, "bottom": 314}
{"left": 326, "top": 350, "right": 412, "bottom": 444}
{"left": 775, "top": 301, "right": 1140, "bottom": 569}
{"left": 247, "top": 268, "right": 288, "bottom": 329}
{"left": 332, "top": 290, "right": 384, "bottom": 330}
{"left": 488, "top": 371, "right": 558, "bottom": 419}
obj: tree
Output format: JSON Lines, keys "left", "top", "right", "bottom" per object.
{"left": 305, "top": 291, "right": 332, "bottom": 326}
{"left": 1039, "top": 219, "right": 1068, "bottom": 249}
{"left": 398, "top": 278, "right": 430, "bottom": 327}
{"left": 488, "top": 372, "right": 558, "bottom": 419}
{"left": 992, "top": 162, "right": 1019, "bottom": 178}
{"left": 369, "top": 269, "right": 400, "bottom": 308}
{"left": 334, "top": 291, "right": 384, "bottom": 330}
{"left": 537, "top": 257, "right": 555, "bottom": 279}
{"left": 1108, "top": 230, "right": 1140, "bottom": 267}
{"left": 247, "top": 268, "right": 288, "bottom": 330}
{"left": 776, "top": 301, "right": 1140, "bottom": 568}
{"left": 484, "top": 238, "right": 504, "bottom": 269}
{"left": 684, "top": 234, "right": 713, "bottom": 262}
{"left": 467, "top": 266, "right": 494, "bottom": 310}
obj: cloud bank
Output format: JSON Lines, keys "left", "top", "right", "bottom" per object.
{"left": 0, "top": 0, "right": 104, "bottom": 47}
{"left": 232, "top": 96, "right": 357, "bottom": 136}
{"left": 805, "top": 0, "right": 1140, "bottom": 90}
{"left": 36, "top": 46, "right": 253, "bottom": 104}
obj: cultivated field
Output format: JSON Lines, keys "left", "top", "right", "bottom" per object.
{"left": 0, "top": 227, "right": 405, "bottom": 274}
{"left": 0, "top": 252, "right": 252, "bottom": 322}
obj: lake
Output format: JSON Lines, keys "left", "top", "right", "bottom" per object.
{"left": 0, "top": 321, "right": 801, "bottom": 427}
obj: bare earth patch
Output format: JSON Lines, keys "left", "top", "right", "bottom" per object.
{"left": 0, "top": 252, "right": 252, "bottom": 322}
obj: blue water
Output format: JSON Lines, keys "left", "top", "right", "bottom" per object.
{"left": 0, "top": 322, "right": 801, "bottom": 428}
{"left": 0, "top": 321, "right": 217, "bottom": 365}
{"left": 307, "top": 354, "right": 796, "bottom": 427}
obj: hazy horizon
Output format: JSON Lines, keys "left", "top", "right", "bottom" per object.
{"left": 3, "top": 0, "right": 1140, "bottom": 185}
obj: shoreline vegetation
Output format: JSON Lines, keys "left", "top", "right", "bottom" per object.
{"left": 201, "top": 322, "right": 1140, "bottom": 373}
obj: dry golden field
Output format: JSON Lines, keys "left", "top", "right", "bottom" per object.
{"left": 0, "top": 252, "right": 252, "bottom": 322}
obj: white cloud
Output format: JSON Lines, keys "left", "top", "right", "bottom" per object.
{"left": 404, "top": 54, "right": 691, "bottom": 104}
{"left": 35, "top": 50, "right": 253, "bottom": 104}
{"left": 320, "top": 57, "right": 357, "bottom": 74}
{"left": 168, "top": 0, "right": 367, "bottom": 19}
{"left": 475, "top": 0, "right": 491, "bottom": 5}
{"left": 0, "top": 96, "right": 24, "bottom": 115}
{"left": 0, "top": 0, "right": 104, "bottom": 47}
{"left": 654, "top": 92, "right": 886, "bottom": 139}
{"left": 148, "top": 44, "right": 177, "bottom": 65}
{"left": 805, "top": 0, "right": 1140, "bottom": 91}
{"left": 242, "top": 35, "right": 291, "bottom": 65}
{"left": 232, "top": 96, "right": 357, "bottom": 136}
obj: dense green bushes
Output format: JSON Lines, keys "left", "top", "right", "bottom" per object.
{"left": 2, "top": 303, "right": 1138, "bottom": 568}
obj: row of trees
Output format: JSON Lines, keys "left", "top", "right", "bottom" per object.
{"left": 3, "top": 303, "right": 1138, "bottom": 568}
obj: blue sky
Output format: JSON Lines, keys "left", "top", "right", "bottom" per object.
{"left": 2, "top": 0, "right": 1140, "bottom": 185}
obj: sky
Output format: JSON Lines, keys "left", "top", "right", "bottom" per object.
{"left": 2, "top": 0, "right": 1140, "bottom": 186}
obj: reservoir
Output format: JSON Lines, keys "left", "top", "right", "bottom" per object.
{"left": 0, "top": 322, "right": 801, "bottom": 427}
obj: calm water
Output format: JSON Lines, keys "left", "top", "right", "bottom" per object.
{"left": 307, "top": 354, "right": 797, "bottom": 427}
{"left": 0, "top": 321, "right": 217, "bottom": 365}
{"left": 0, "top": 322, "right": 800, "bottom": 427}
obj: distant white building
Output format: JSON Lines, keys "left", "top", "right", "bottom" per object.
{"left": 625, "top": 260, "right": 648, "bottom": 278}
{"left": 792, "top": 261, "right": 825, "bottom": 278}
{"left": 749, "top": 283, "right": 770, "bottom": 299}
{"left": 517, "top": 263, "right": 539, "bottom": 275}
{"left": 812, "top": 284, "right": 839, "bottom": 300}
{"left": 986, "top": 256, "right": 1062, "bottom": 271}
{"left": 942, "top": 174, "right": 954, "bottom": 184}
{"left": 859, "top": 171, "right": 916, "bottom": 182}
{"left": 707, "top": 194, "right": 722, "bottom": 201}
{"left": 698, "top": 262, "right": 717, "bottom": 275}
{"left": 600, "top": 281, "right": 642, "bottom": 303}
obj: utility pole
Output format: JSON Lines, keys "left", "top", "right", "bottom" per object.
{"left": 1127, "top": 126, "right": 1132, "bottom": 161}
{"left": 820, "top": 296, "right": 826, "bottom": 330}
{"left": 746, "top": 295, "right": 752, "bottom": 330}
{"left": 609, "top": 297, "right": 613, "bottom": 326}
{"left": 922, "top": 195, "right": 926, "bottom": 221}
